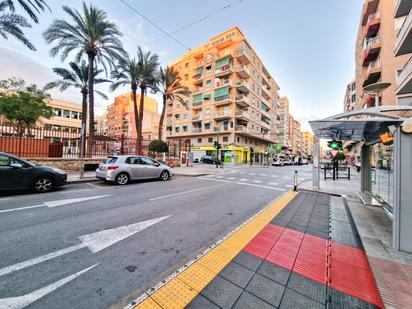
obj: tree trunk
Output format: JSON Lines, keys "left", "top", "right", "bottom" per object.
{"left": 81, "top": 89, "right": 88, "bottom": 158}
{"left": 158, "top": 93, "right": 166, "bottom": 141}
{"left": 87, "top": 53, "right": 95, "bottom": 157}
{"left": 131, "top": 84, "right": 139, "bottom": 154}
{"left": 137, "top": 86, "right": 145, "bottom": 155}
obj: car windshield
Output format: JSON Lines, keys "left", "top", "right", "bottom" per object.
{"left": 104, "top": 157, "right": 118, "bottom": 164}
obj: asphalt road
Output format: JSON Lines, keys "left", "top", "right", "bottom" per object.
{"left": 0, "top": 164, "right": 312, "bottom": 309}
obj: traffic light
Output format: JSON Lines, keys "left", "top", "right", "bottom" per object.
{"left": 213, "top": 141, "right": 222, "bottom": 149}
{"left": 327, "top": 140, "right": 342, "bottom": 150}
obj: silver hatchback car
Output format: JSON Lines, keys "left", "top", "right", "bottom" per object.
{"left": 96, "top": 155, "right": 173, "bottom": 185}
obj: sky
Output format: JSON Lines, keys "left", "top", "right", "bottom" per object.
{"left": 0, "top": 0, "right": 363, "bottom": 131}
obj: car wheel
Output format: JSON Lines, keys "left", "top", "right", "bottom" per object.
{"left": 115, "top": 173, "right": 129, "bottom": 185}
{"left": 32, "top": 176, "right": 54, "bottom": 193}
{"left": 160, "top": 170, "right": 169, "bottom": 181}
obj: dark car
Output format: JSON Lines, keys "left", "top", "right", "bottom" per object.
{"left": 0, "top": 152, "right": 67, "bottom": 193}
{"left": 200, "top": 155, "right": 221, "bottom": 165}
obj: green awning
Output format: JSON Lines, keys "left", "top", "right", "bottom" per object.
{"left": 182, "top": 99, "right": 189, "bottom": 105}
{"left": 214, "top": 86, "right": 229, "bottom": 98}
{"left": 195, "top": 67, "right": 203, "bottom": 75}
{"left": 193, "top": 94, "right": 203, "bottom": 103}
{"left": 203, "top": 93, "right": 211, "bottom": 100}
{"left": 215, "top": 56, "right": 231, "bottom": 68}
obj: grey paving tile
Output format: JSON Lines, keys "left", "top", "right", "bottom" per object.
{"left": 186, "top": 294, "right": 220, "bottom": 309}
{"left": 201, "top": 276, "right": 243, "bottom": 309}
{"left": 246, "top": 273, "right": 285, "bottom": 308}
{"left": 279, "top": 288, "right": 324, "bottom": 309}
{"left": 328, "top": 288, "right": 380, "bottom": 309}
{"left": 233, "top": 252, "right": 263, "bottom": 272}
{"left": 257, "top": 261, "right": 291, "bottom": 286}
{"left": 219, "top": 262, "right": 255, "bottom": 289}
{"left": 287, "top": 272, "right": 326, "bottom": 304}
{"left": 233, "top": 291, "right": 276, "bottom": 309}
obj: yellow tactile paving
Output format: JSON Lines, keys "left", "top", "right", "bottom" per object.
{"left": 150, "top": 278, "right": 197, "bottom": 309}
{"left": 136, "top": 297, "right": 162, "bottom": 309}
{"left": 134, "top": 191, "right": 298, "bottom": 309}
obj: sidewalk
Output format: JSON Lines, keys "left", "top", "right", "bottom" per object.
{"left": 125, "top": 191, "right": 384, "bottom": 309}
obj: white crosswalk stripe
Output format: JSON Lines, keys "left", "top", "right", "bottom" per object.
{"left": 259, "top": 174, "right": 268, "bottom": 176}
{"left": 269, "top": 182, "right": 279, "bottom": 186}
{"left": 227, "top": 177, "right": 236, "bottom": 180}
{"left": 253, "top": 180, "right": 262, "bottom": 183}
{"left": 239, "top": 179, "right": 248, "bottom": 181}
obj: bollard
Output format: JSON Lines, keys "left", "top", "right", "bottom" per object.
{"left": 293, "top": 170, "right": 298, "bottom": 191}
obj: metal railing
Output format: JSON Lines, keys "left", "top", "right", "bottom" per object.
{"left": 397, "top": 55, "right": 412, "bottom": 86}
{"left": 367, "top": 12, "right": 380, "bottom": 24}
{"left": 363, "top": 36, "right": 381, "bottom": 50}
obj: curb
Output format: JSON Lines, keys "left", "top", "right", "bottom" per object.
{"left": 67, "top": 178, "right": 100, "bottom": 184}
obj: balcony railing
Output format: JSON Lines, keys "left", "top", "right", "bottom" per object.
{"left": 236, "top": 64, "right": 251, "bottom": 78}
{"left": 235, "top": 110, "right": 250, "bottom": 120}
{"left": 193, "top": 101, "right": 203, "bottom": 107}
{"left": 215, "top": 79, "right": 232, "bottom": 88}
{"left": 215, "top": 65, "right": 232, "bottom": 76}
{"left": 236, "top": 48, "right": 252, "bottom": 64}
{"left": 367, "top": 60, "right": 381, "bottom": 72}
{"left": 396, "top": 7, "right": 412, "bottom": 55}
{"left": 236, "top": 80, "right": 250, "bottom": 92}
{"left": 363, "top": 36, "right": 381, "bottom": 50}
{"left": 214, "top": 126, "right": 231, "bottom": 132}
{"left": 235, "top": 125, "right": 247, "bottom": 132}
{"left": 367, "top": 12, "right": 380, "bottom": 25}
{"left": 214, "top": 95, "right": 234, "bottom": 103}
{"left": 192, "top": 127, "right": 202, "bottom": 133}
{"left": 215, "top": 111, "right": 231, "bottom": 118}
{"left": 397, "top": 55, "right": 412, "bottom": 88}
{"left": 192, "top": 115, "right": 202, "bottom": 121}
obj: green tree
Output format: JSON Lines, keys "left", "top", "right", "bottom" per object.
{"left": 0, "top": 1, "right": 34, "bottom": 50}
{"left": 45, "top": 61, "right": 110, "bottom": 154}
{"left": 149, "top": 139, "right": 168, "bottom": 154}
{"left": 4, "top": 0, "right": 50, "bottom": 23}
{"left": 136, "top": 46, "right": 159, "bottom": 154}
{"left": 0, "top": 78, "right": 52, "bottom": 136}
{"left": 43, "top": 2, "right": 126, "bottom": 154}
{"left": 110, "top": 55, "right": 140, "bottom": 150}
{"left": 154, "top": 66, "right": 190, "bottom": 141}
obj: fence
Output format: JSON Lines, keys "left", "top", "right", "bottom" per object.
{"left": 0, "top": 123, "right": 151, "bottom": 158}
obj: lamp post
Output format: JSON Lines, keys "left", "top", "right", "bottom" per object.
{"left": 363, "top": 82, "right": 391, "bottom": 108}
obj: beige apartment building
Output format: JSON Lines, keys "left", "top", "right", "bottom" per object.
{"left": 394, "top": 0, "right": 412, "bottom": 105}
{"left": 40, "top": 99, "right": 82, "bottom": 133}
{"left": 278, "top": 97, "right": 292, "bottom": 149}
{"left": 302, "top": 131, "right": 314, "bottom": 158}
{"left": 291, "top": 119, "right": 302, "bottom": 156}
{"left": 343, "top": 79, "right": 357, "bottom": 112}
{"left": 165, "top": 27, "right": 281, "bottom": 164}
{"left": 355, "top": 0, "right": 410, "bottom": 109}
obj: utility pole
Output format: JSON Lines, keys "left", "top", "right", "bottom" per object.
{"left": 215, "top": 127, "right": 220, "bottom": 169}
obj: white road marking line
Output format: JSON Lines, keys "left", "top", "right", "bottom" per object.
{"left": 0, "top": 216, "right": 169, "bottom": 277}
{"left": 0, "top": 195, "right": 110, "bottom": 214}
{"left": 239, "top": 172, "right": 246, "bottom": 175}
{"left": 0, "top": 197, "right": 12, "bottom": 202}
{"left": 286, "top": 185, "right": 294, "bottom": 188}
{"left": 259, "top": 174, "right": 268, "bottom": 176}
{"left": 253, "top": 180, "right": 263, "bottom": 183}
{"left": 283, "top": 176, "right": 291, "bottom": 179}
{"left": 271, "top": 175, "right": 279, "bottom": 178}
{"left": 227, "top": 177, "right": 236, "bottom": 180}
{"left": 216, "top": 176, "right": 224, "bottom": 179}
{"left": 235, "top": 182, "right": 286, "bottom": 191}
{"left": 298, "top": 178, "right": 305, "bottom": 181}
{"left": 0, "top": 264, "right": 98, "bottom": 309}
{"left": 57, "top": 189, "right": 91, "bottom": 194}
{"left": 150, "top": 183, "right": 228, "bottom": 201}
{"left": 269, "top": 182, "right": 279, "bottom": 186}
{"left": 198, "top": 178, "right": 231, "bottom": 183}
{"left": 239, "top": 179, "right": 248, "bottom": 182}
{"left": 249, "top": 173, "right": 256, "bottom": 175}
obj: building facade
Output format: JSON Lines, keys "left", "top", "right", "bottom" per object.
{"left": 355, "top": 0, "right": 410, "bottom": 109}
{"left": 106, "top": 92, "right": 160, "bottom": 140}
{"left": 343, "top": 79, "right": 357, "bottom": 112}
{"left": 291, "top": 119, "right": 302, "bottom": 156}
{"left": 301, "top": 131, "right": 314, "bottom": 158}
{"left": 278, "top": 97, "right": 292, "bottom": 149}
{"left": 165, "top": 27, "right": 282, "bottom": 164}
{"left": 394, "top": 0, "right": 412, "bottom": 105}
{"left": 40, "top": 99, "right": 82, "bottom": 133}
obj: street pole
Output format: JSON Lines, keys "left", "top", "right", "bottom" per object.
{"left": 293, "top": 170, "right": 298, "bottom": 191}
{"left": 216, "top": 128, "right": 220, "bottom": 169}
{"left": 79, "top": 123, "right": 86, "bottom": 180}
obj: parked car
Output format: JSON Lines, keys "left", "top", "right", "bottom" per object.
{"left": 283, "top": 158, "right": 293, "bottom": 166}
{"left": 302, "top": 158, "right": 308, "bottom": 165}
{"left": 272, "top": 157, "right": 284, "bottom": 166}
{"left": 0, "top": 152, "right": 67, "bottom": 193}
{"left": 200, "top": 155, "right": 221, "bottom": 165}
{"left": 96, "top": 155, "right": 173, "bottom": 185}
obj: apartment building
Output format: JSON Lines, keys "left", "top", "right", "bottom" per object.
{"left": 278, "top": 97, "right": 292, "bottom": 149}
{"left": 291, "top": 119, "right": 302, "bottom": 156}
{"left": 343, "top": 79, "right": 357, "bottom": 112}
{"left": 394, "top": 0, "right": 412, "bottom": 105}
{"left": 106, "top": 92, "right": 160, "bottom": 140}
{"left": 40, "top": 99, "right": 82, "bottom": 133}
{"left": 165, "top": 27, "right": 281, "bottom": 164}
{"left": 302, "top": 131, "right": 314, "bottom": 158}
{"left": 355, "top": 0, "right": 410, "bottom": 109}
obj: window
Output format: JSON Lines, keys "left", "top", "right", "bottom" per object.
{"left": 53, "top": 108, "right": 62, "bottom": 117}
{"left": 351, "top": 94, "right": 356, "bottom": 103}
{"left": 205, "top": 123, "right": 211, "bottom": 129}
{"left": 206, "top": 79, "right": 212, "bottom": 86}
{"left": 208, "top": 137, "right": 213, "bottom": 143}
{"left": 183, "top": 126, "right": 188, "bottom": 132}
{"left": 245, "top": 138, "right": 248, "bottom": 144}
{"left": 197, "top": 138, "right": 202, "bottom": 143}
{"left": 237, "top": 137, "right": 240, "bottom": 143}
{"left": 184, "top": 74, "right": 188, "bottom": 81}
{"left": 175, "top": 114, "right": 180, "bottom": 119}
{"left": 183, "top": 113, "right": 188, "bottom": 119}
{"left": 63, "top": 110, "right": 70, "bottom": 118}
{"left": 71, "top": 111, "right": 79, "bottom": 119}
{"left": 175, "top": 127, "right": 180, "bottom": 133}
{"left": 223, "top": 136, "right": 228, "bottom": 142}
{"left": 185, "top": 62, "right": 189, "bottom": 69}
{"left": 206, "top": 65, "right": 212, "bottom": 73}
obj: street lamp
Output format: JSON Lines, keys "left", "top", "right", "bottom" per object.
{"left": 363, "top": 82, "right": 391, "bottom": 108}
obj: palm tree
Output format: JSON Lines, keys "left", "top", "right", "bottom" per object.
{"left": 136, "top": 46, "right": 159, "bottom": 154}
{"left": 0, "top": 1, "right": 34, "bottom": 50}
{"left": 155, "top": 66, "right": 190, "bottom": 141}
{"left": 110, "top": 56, "right": 140, "bottom": 151}
{"left": 4, "top": 0, "right": 49, "bottom": 23}
{"left": 43, "top": 2, "right": 126, "bottom": 155}
{"left": 44, "top": 60, "right": 110, "bottom": 155}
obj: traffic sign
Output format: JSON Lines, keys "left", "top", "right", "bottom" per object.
{"left": 330, "top": 149, "right": 339, "bottom": 158}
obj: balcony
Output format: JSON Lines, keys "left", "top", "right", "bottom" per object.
{"left": 363, "top": 37, "right": 381, "bottom": 66}
{"left": 236, "top": 48, "right": 251, "bottom": 64}
{"left": 214, "top": 126, "right": 231, "bottom": 133}
{"left": 395, "top": 7, "right": 412, "bottom": 56}
{"left": 215, "top": 65, "right": 232, "bottom": 77}
{"left": 396, "top": 56, "right": 412, "bottom": 95}
{"left": 395, "top": 0, "right": 412, "bottom": 18}
{"left": 214, "top": 95, "right": 234, "bottom": 106}
{"left": 235, "top": 125, "right": 247, "bottom": 133}
{"left": 214, "top": 111, "right": 232, "bottom": 120}
{"left": 365, "top": 13, "right": 381, "bottom": 38}
{"left": 215, "top": 79, "right": 233, "bottom": 88}
{"left": 236, "top": 64, "right": 250, "bottom": 79}
{"left": 361, "top": 0, "right": 379, "bottom": 26}
{"left": 192, "top": 114, "right": 202, "bottom": 122}
{"left": 261, "top": 86, "right": 271, "bottom": 100}
{"left": 236, "top": 80, "right": 250, "bottom": 94}
{"left": 192, "top": 127, "right": 202, "bottom": 134}
{"left": 192, "top": 101, "right": 203, "bottom": 109}
{"left": 193, "top": 74, "right": 203, "bottom": 85}
{"left": 236, "top": 94, "right": 249, "bottom": 108}
{"left": 235, "top": 110, "right": 250, "bottom": 122}
{"left": 363, "top": 60, "right": 382, "bottom": 87}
